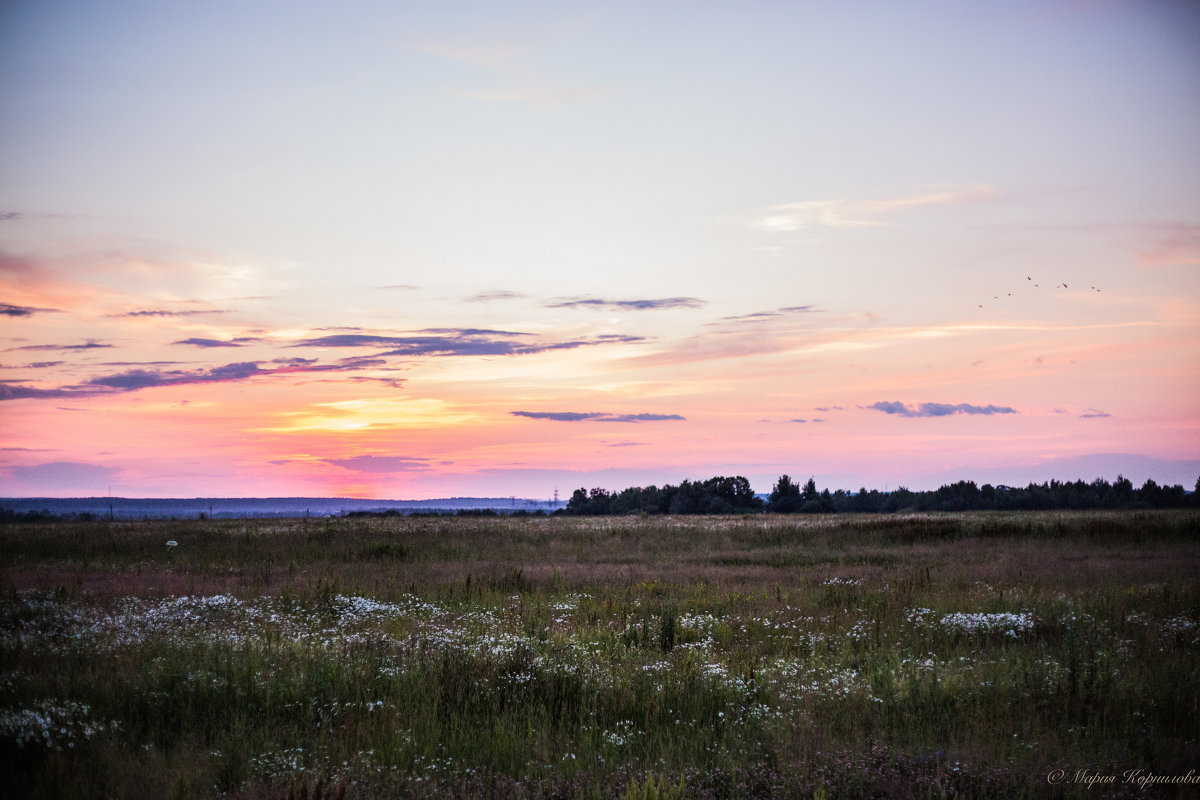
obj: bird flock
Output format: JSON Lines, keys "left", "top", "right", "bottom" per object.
{"left": 977, "top": 276, "right": 1102, "bottom": 309}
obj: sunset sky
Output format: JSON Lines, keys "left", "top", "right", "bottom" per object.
{"left": 2, "top": 0, "right": 1198, "bottom": 499}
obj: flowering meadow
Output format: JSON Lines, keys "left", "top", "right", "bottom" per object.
{"left": 2, "top": 511, "right": 1198, "bottom": 798}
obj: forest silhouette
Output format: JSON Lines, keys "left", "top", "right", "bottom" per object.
{"left": 563, "top": 474, "right": 1198, "bottom": 515}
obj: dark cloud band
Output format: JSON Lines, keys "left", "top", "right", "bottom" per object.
{"left": 868, "top": 401, "right": 1017, "bottom": 417}
{"left": 548, "top": 297, "right": 704, "bottom": 311}
{"left": 2, "top": 302, "right": 58, "bottom": 317}
{"left": 292, "top": 329, "right": 642, "bottom": 358}
{"left": 511, "top": 411, "right": 685, "bottom": 423}
{"left": 173, "top": 338, "right": 245, "bottom": 348}
{"left": 7, "top": 340, "right": 112, "bottom": 352}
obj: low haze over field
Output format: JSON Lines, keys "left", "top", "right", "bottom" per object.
{"left": 2, "top": 1, "right": 1198, "bottom": 498}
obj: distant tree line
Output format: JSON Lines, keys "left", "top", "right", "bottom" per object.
{"left": 0, "top": 508, "right": 100, "bottom": 523}
{"left": 4, "top": 474, "right": 1195, "bottom": 523}
{"left": 0, "top": 506, "right": 553, "bottom": 524}
{"left": 564, "top": 476, "right": 764, "bottom": 515}
{"left": 347, "top": 508, "right": 549, "bottom": 518}
{"left": 564, "top": 474, "right": 1199, "bottom": 515}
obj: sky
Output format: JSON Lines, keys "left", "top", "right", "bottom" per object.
{"left": 2, "top": 0, "right": 1198, "bottom": 499}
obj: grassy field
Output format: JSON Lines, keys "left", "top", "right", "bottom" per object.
{"left": 1, "top": 510, "right": 1198, "bottom": 799}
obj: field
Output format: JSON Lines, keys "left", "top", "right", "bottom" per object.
{"left": 2, "top": 511, "right": 1198, "bottom": 799}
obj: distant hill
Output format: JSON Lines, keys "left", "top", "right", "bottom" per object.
{"left": 0, "top": 496, "right": 566, "bottom": 520}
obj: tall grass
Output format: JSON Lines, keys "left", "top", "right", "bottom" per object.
{"left": 2, "top": 510, "right": 1198, "bottom": 798}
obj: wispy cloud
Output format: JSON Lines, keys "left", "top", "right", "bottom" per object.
{"left": 296, "top": 331, "right": 524, "bottom": 347}
{"left": 293, "top": 329, "right": 642, "bottom": 358}
{"left": 1139, "top": 222, "right": 1200, "bottom": 266}
{"left": 867, "top": 401, "right": 1018, "bottom": 418}
{"left": 403, "top": 37, "right": 520, "bottom": 70}
{"left": 7, "top": 340, "right": 113, "bottom": 352}
{"left": 261, "top": 396, "right": 476, "bottom": 433}
{"left": 465, "top": 291, "right": 526, "bottom": 303}
{"left": 422, "top": 327, "right": 529, "bottom": 336}
{"left": 626, "top": 315, "right": 1157, "bottom": 373}
{"left": 752, "top": 184, "right": 996, "bottom": 231}
{"left": 4, "top": 461, "right": 118, "bottom": 488}
{"left": 172, "top": 337, "right": 251, "bottom": 348}
{"left": 548, "top": 297, "right": 705, "bottom": 311}
{"left": 718, "top": 305, "right": 819, "bottom": 323}
{"left": 322, "top": 456, "right": 432, "bottom": 473}
{"left": 0, "top": 251, "right": 41, "bottom": 277}
{"left": 2, "top": 302, "right": 58, "bottom": 317}
{"left": 81, "top": 357, "right": 394, "bottom": 394}
{"left": 0, "top": 384, "right": 85, "bottom": 400}
{"left": 402, "top": 23, "right": 614, "bottom": 107}
{"left": 111, "top": 308, "right": 230, "bottom": 318}
{"left": 88, "top": 362, "right": 265, "bottom": 391}
{"left": 285, "top": 356, "right": 393, "bottom": 374}
{"left": 622, "top": 309, "right": 874, "bottom": 369}
{"left": 511, "top": 411, "right": 685, "bottom": 423}
{"left": 1080, "top": 409, "right": 1112, "bottom": 419}
{"left": 0, "top": 349, "right": 400, "bottom": 402}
